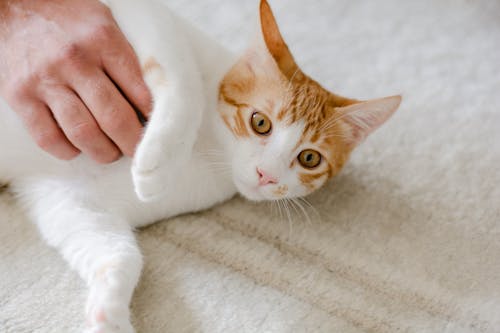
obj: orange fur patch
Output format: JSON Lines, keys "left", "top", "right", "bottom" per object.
{"left": 142, "top": 57, "right": 167, "bottom": 85}
{"left": 273, "top": 184, "right": 289, "bottom": 197}
{"left": 234, "top": 108, "right": 250, "bottom": 137}
{"left": 299, "top": 171, "right": 329, "bottom": 190}
{"left": 219, "top": 85, "right": 251, "bottom": 138}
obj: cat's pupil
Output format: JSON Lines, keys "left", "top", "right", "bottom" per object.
{"left": 306, "top": 154, "right": 313, "bottom": 162}
{"left": 258, "top": 120, "right": 265, "bottom": 127}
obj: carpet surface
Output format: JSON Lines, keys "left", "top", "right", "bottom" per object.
{"left": 1, "top": 0, "right": 499, "bottom": 332}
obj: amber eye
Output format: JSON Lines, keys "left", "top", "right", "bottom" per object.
{"left": 251, "top": 112, "right": 272, "bottom": 135}
{"left": 298, "top": 149, "right": 322, "bottom": 169}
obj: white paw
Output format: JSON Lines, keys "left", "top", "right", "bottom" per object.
{"left": 131, "top": 168, "right": 171, "bottom": 202}
{"left": 84, "top": 318, "right": 134, "bottom": 333}
{"left": 132, "top": 134, "right": 191, "bottom": 201}
{"left": 85, "top": 269, "right": 135, "bottom": 333}
{"left": 84, "top": 302, "right": 134, "bottom": 333}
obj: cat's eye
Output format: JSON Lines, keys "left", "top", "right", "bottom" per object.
{"left": 251, "top": 112, "right": 272, "bottom": 135}
{"left": 298, "top": 149, "right": 322, "bottom": 169}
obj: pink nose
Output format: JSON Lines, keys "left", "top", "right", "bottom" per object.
{"left": 257, "top": 168, "right": 278, "bottom": 186}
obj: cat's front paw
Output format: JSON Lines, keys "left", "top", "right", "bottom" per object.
{"left": 132, "top": 136, "right": 191, "bottom": 201}
{"left": 131, "top": 165, "right": 169, "bottom": 202}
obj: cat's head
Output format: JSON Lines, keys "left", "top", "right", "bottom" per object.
{"left": 218, "top": 0, "right": 401, "bottom": 201}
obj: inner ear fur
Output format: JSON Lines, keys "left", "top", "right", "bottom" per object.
{"left": 333, "top": 95, "right": 402, "bottom": 147}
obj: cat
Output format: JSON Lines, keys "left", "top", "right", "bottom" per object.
{"left": 0, "top": 0, "right": 401, "bottom": 332}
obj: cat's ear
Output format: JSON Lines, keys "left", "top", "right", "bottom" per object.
{"left": 258, "top": 0, "right": 299, "bottom": 79}
{"left": 334, "top": 95, "right": 402, "bottom": 147}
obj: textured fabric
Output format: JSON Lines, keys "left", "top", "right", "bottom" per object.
{"left": 1, "top": 0, "right": 499, "bottom": 332}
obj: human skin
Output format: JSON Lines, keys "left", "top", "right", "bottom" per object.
{"left": 0, "top": 0, "right": 152, "bottom": 163}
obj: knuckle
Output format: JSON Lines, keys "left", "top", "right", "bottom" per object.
{"left": 67, "top": 122, "right": 99, "bottom": 142}
{"left": 90, "top": 24, "right": 115, "bottom": 41}
{"left": 104, "top": 110, "right": 128, "bottom": 133}
{"left": 96, "top": 86, "right": 112, "bottom": 102}
{"left": 88, "top": 79, "right": 111, "bottom": 101}
{"left": 135, "top": 85, "right": 153, "bottom": 111}
{"left": 60, "top": 150, "right": 80, "bottom": 161}
{"left": 65, "top": 122, "right": 121, "bottom": 164}
{"left": 100, "top": 3, "right": 113, "bottom": 15}
{"left": 95, "top": 150, "right": 121, "bottom": 164}
{"left": 35, "top": 130, "right": 64, "bottom": 151}
{"left": 58, "top": 43, "right": 84, "bottom": 65}
{"left": 6, "top": 78, "right": 33, "bottom": 102}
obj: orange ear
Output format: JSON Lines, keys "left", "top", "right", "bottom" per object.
{"left": 259, "top": 0, "right": 299, "bottom": 79}
{"left": 335, "top": 95, "right": 402, "bottom": 147}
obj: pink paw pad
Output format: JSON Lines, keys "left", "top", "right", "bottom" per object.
{"left": 95, "top": 309, "right": 107, "bottom": 323}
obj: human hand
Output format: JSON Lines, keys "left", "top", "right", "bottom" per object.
{"left": 0, "top": 0, "right": 151, "bottom": 163}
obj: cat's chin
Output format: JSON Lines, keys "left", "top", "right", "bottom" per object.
{"left": 233, "top": 178, "right": 268, "bottom": 202}
{"left": 241, "top": 192, "right": 267, "bottom": 202}
{"left": 237, "top": 186, "right": 267, "bottom": 202}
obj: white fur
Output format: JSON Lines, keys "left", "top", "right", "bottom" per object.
{"left": 0, "top": 0, "right": 327, "bottom": 331}
{"left": 0, "top": 0, "right": 240, "bottom": 331}
{"left": 0, "top": 0, "right": 397, "bottom": 330}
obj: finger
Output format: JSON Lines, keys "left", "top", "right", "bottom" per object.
{"left": 100, "top": 25, "right": 152, "bottom": 121}
{"left": 69, "top": 70, "right": 144, "bottom": 157}
{"left": 18, "top": 102, "right": 80, "bottom": 160}
{"left": 46, "top": 88, "right": 121, "bottom": 164}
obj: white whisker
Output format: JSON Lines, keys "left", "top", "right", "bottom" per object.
{"left": 321, "top": 133, "right": 352, "bottom": 140}
{"left": 297, "top": 197, "right": 322, "bottom": 224}
{"left": 321, "top": 106, "right": 376, "bottom": 132}
{"left": 290, "top": 198, "right": 312, "bottom": 226}
{"left": 282, "top": 199, "right": 294, "bottom": 239}
{"left": 276, "top": 199, "right": 285, "bottom": 230}
{"left": 285, "top": 198, "right": 301, "bottom": 220}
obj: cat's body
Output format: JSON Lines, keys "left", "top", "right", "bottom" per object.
{"left": 0, "top": 0, "right": 401, "bottom": 332}
{"left": 1, "top": 0, "right": 237, "bottom": 228}
{"left": 1, "top": 2, "right": 239, "bottom": 331}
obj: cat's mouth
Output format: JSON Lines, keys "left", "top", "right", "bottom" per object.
{"left": 233, "top": 176, "right": 287, "bottom": 202}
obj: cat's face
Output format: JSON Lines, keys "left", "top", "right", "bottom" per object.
{"left": 218, "top": 0, "right": 401, "bottom": 201}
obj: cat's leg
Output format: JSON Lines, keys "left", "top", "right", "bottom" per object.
{"left": 102, "top": 0, "right": 206, "bottom": 201}
{"left": 132, "top": 61, "right": 205, "bottom": 201}
{"left": 131, "top": 40, "right": 205, "bottom": 202}
{"left": 30, "top": 194, "right": 142, "bottom": 333}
